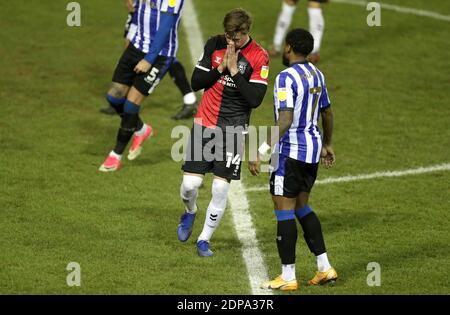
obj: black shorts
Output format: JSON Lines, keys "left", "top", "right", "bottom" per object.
{"left": 270, "top": 154, "right": 318, "bottom": 198}
{"left": 112, "top": 44, "right": 174, "bottom": 96}
{"left": 182, "top": 123, "right": 245, "bottom": 181}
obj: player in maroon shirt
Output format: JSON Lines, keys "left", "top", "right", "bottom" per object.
{"left": 176, "top": 8, "right": 270, "bottom": 257}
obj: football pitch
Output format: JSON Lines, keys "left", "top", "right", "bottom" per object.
{"left": 1, "top": 0, "right": 449, "bottom": 295}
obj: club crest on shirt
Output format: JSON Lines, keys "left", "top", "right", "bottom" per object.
{"left": 238, "top": 61, "right": 247, "bottom": 74}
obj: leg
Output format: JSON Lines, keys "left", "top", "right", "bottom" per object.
{"left": 169, "top": 60, "right": 198, "bottom": 120}
{"left": 99, "top": 44, "right": 149, "bottom": 171}
{"left": 177, "top": 172, "right": 204, "bottom": 242}
{"left": 295, "top": 192, "right": 337, "bottom": 284}
{"left": 197, "top": 176, "right": 230, "bottom": 256}
{"left": 295, "top": 191, "right": 327, "bottom": 258}
{"left": 180, "top": 172, "right": 204, "bottom": 213}
{"left": 307, "top": 0, "right": 326, "bottom": 63}
{"left": 169, "top": 61, "right": 195, "bottom": 99}
{"left": 101, "top": 82, "right": 130, "bottom": 115}
{"left": 125, "top": 56, "right": 175, "bottom": 161}
{"left": 178, "top": 123, "right": 214, "bottom": 242}
{"left": 271, "top": 0, "right": 298, "bottom": 56}
{"left": 262, "top": 194, "right": 299, "bottom": 291}
{"left": 112, "top": 86, "right": 146, "bottom": 156}
{"left": 273, "top": 195, "right": 298, "bottom": 280}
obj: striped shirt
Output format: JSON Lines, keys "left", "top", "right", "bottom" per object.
{"left": 274, "top": 61, "right": 331, "bottom": 164}
{"left": 131, "top": 0, "right": 184, "bottom": 56}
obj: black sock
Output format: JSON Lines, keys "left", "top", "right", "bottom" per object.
{"left": 299, "top": 212, "right": 326, "bottom": 256}
{"left": 275, "top": 210, "right": 297, "bottom": 265}
{"left": 169, "top": 61, "right": 193, "bottom": 96}
{"left": 136, "top": 117, "right": 143, "bottom": 131}
{"left": 114, "top": 112, "right": 139, "bottom": 154}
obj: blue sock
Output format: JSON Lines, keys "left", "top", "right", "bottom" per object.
{"left": 275, "top": 209, "right": 295, "bottom": 221}
{"left": 106, "top": 95, "right": 126, "bottom": 115}
{"left": 124, "top": 100, "right": 141, "bottom": 114}
{"left": 295, "top": 205, "right": 313, "bottom": 220}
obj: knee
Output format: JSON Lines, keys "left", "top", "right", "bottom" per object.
{"left": 285, "top": 0, "right": 298, "bottom": 6}
{"left": 181, "top": 175, "right": 203, "bottom": 193}
{"left": 108, "top": 84, "right": 128, "bottom": 99}
{"left": 127, "top": 87, "right": 146, "bottom": 105}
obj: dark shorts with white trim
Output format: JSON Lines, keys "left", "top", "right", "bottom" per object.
{"left": 112, "top": 44, "right": 174, "bottom": 96}
{"left": 269, "top": 153, "right": 318, "bottom": 198}
{"left": 182, "top": 123, "right": 245, "bottom": 181}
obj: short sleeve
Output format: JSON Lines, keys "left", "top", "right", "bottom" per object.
{"left": 160, "top": 0, "right": 183, "bottom": 14}
{"left": 249, "top": 51, "right": 269, "bottom": 85}
{"left": 274, "top": 72, "right": 296, "bottom": 111}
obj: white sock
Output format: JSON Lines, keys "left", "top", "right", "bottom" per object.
{"left": 183, "top": 92, "right": 197, "bottom": 105}
{"left": 281, "top": 264, "right": 296, "bottom": 281}
{"left": 135, "top": 123, "right": 148, "bottom": 136}
{"left": 110, "top": 150, "right": 122, "bottom": 160}
{"left": 180, "top": 175, "right": 203, "bottom": 213}
{"left": 316, "top": 252, "right": 331, "bottom": 272}
{"left": 198, "top": 179, "right": 230, "bottom": 242}
{"left": 308, "top": 7, "right": 324, "bottom": 54}
{"left": 273, "top": 1, "right": 297, "bottom": 52}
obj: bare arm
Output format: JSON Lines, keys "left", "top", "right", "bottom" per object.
{"left": 125, "top": 0, "right": 135, "bottom": 12}
{"left": 269, "top": 110, "right": 293, "bottom": 147}
{"left": 320, "top": 107, "right": 335, "bottom": 168}
{"left": 248, "top": 110, "right": 293, "bottom": 176}
{"left": 321, "top": 107, "right": 333, "bottom": 146}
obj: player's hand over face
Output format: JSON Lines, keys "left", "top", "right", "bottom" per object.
{"left": 320, "top": 145, "right": 335, "bottom": 168}
{"left": 134, "top": 59, "right": 152, "bottom": 74}
{"left": 217, "top": 50, "right": 228, "bottom": 74}
{"left": 227, "top": 43, "right": 239, "bottom": 76}
{"left": 248, "top": 154, "right": 261, "bottom": 176}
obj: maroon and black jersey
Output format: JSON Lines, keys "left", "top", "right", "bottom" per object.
{"left": 192, "top": 35, "right": 269, "bottom": 129}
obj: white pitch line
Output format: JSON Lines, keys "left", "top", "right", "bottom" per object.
{"left": 245, "top": 163, "right": 450, "bottom": 192}
{"left": 228, "top": 181, "right": 271, "bottom": 295}
{"left": 182, "top": 0, "right": 271, "bottom": 295}
{"left": 331, "top": 0, "right": 450, "bottom": 22}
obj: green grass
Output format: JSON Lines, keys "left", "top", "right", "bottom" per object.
{"left": 0, "top": 0, "right": 449, "bottom": 294}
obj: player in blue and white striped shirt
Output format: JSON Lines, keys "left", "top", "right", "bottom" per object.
{"left": 249, "top": 29, "right": 337, "bottom": 291}
{"left": 101, "top": 0, "right": 197, "bottom": 120}
{"left": 99, "top": 0, "right": 185, "bottom": 172}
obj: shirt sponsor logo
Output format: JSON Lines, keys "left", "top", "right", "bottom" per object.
{"left": 218, "top": 75, "right": 236, "bottom": 88}
{"left": 168, "top": 0, "right": 177, "bottom": 8}
{"left": 214, "top": 56, "right": 222, "bottom": 64}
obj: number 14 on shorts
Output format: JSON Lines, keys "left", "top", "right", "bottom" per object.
{"left": 226, "top": 152, "right": 241, "bottom": 168}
